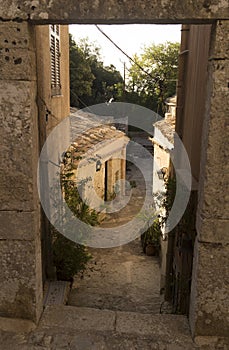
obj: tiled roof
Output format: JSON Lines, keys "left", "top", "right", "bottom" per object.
{"left": 165, "top": 95, "right": 177, "bottom": 106}
{"left": 67, "top": 108, "right": 128, "bottom": 164}
{"left": 153, "top": 117, "right": 175, "bottom": 145}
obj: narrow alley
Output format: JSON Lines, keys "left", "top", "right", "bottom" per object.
{"left": 68, "top": 239, "right": 161, "bottom": 314}
{"left": 0, "top": 148, "right": 198, "bottom": 349}
{"left": 68, "top": 149, "right": 161, "bottom": 311}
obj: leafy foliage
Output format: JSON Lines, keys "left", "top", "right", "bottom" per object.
{"left": 52, "top": 227, "right": 91, "bottom": 281}
{"left": 61, "top": 172, "right": 99, "bottom": 227}
{"left": 141, "top": 218, "right": 162, "bottom": 254}
{"left": 69, "top": 34, "right": 95, "bottom": 107}
{"left": 162, "top": 177, "right": 176, "bottom": 220}
{"left": 51, "top": 163, "right": 100, "bottom": 281}
{"left": 69, "top": 35, "right": 123, "bottom": 107}
{"left": 126, "top": 42, "right": 180, "bottom": 114}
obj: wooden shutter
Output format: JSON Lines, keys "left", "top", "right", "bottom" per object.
{"left": 50, "top": 25, "right": 61, "bottom": 96}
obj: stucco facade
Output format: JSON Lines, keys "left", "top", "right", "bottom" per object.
{"left": 63, "top": 109, "right": 129, "bottom": 212}
{"left": 35, "top": 24, "right": 71, "bottom": 284}
{"left": 35, "top": 25, "right": 70, "bottom": 137}
{"left": 0, "top": 0, "right": 228, "bottom": 341}
{"left": 150, "top": 97, "right": 176, "bottom": 294}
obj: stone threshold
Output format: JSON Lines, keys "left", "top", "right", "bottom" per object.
{"left": 43, "top": 281, "right": 71, "bottom": 307}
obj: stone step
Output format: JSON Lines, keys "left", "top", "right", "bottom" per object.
{"left": 43, "top": 281, "right": 70, "bottom": 306}
{"left": 68, "top": 291, "right": 162, "bottom": 314}
{"left": 37, "top": 305, "right": 197, "bottom": 349}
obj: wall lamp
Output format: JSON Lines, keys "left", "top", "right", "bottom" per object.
{"left": 157, "top": 167, "right": 168, "bottom": 180}
{"left": 96, "top": 159, "right": 102, "bottom": 172}
{"left": 157, "top": 170, "right": 164, "bottom": 180}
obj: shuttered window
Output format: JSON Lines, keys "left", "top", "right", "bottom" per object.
{"left": 50, "top": 25, "right": 61, "bottom": 96}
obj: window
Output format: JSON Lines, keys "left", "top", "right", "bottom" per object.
{"left": 50, "top": 25, "right": 61, "bottom": 96}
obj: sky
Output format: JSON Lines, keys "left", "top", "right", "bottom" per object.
{"left": 69, "top": 24, "right": 181, "bottom": 75}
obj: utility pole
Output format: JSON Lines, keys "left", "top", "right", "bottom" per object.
{"left": 123, "top": 61, "right": 126, "bottom": 94}
{"left": 119, "top": 59, "right": 126, "bottom": 97}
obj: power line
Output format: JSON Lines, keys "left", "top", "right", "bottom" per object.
{"left": 95, "top": 25, "right": 157, "bottom": 82}
{"left": 70, "top": 89, "right": 94, "bottom": 112}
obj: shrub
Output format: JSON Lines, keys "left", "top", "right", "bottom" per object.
{"left": 51, "top": 164, "right": 99, "bottom": 281}
{"left": 52, "top": 227, "right": 91, "bottom": 281}
{"left": 141, "top": 218, "right": 162, "bottom": 254}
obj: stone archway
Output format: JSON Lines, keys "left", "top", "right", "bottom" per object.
{"left": 0, "top": 0, "right": 228, "bottom": 339}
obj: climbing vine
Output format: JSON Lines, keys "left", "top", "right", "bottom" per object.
{"left": 51, "top": 152, "right": 100, "bottom": 282}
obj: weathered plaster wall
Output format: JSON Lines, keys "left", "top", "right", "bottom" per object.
{"left": 0, "top": 22, "right": 43, "bottom": 322}
{"left": 189, "top": 20, "right": 229, "bottom": 338}
{"left": 0, "top": 0, "right": 228, "bottom": 23}
{"left": 35, "top": 25, "right": 70, "bottom": 136}
{"left": 35, "top": 24, "right": 70, "bottom": 281}
{"left": 176, "top": 25, "right": 212, "bottom": 182}
{"left": 78, "top": 138, "right": 128, "bottom": 209}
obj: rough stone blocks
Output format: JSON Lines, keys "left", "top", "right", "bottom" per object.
{"left": 197, "top": 22, "right": 229, "bottom": 224}
{"left": 190, "top": 241, "right": 229, "bottom": 337}
{"left": 0, "top": 22, "right": 36, "bottom": 81}
{"left": 0, "top": 21, "right": 42, "bottom": 324}
{"left": 0, "top": 80, "right": 39, "bottom": 211}
{"left": 0, "top": 211, "right": 40, "bottom": 240}
{"left": 0, "top": 22, "right": 35, "bottom": 49}
{"left": 209, "top": 20, "right": 229, "bottom": 59}
{"left": 0, "top": 239, "right": 43, "bottom": 322}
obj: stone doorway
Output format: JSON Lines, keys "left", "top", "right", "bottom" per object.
{"left": 0, "top": 1, "right": 228, "bottom": 340}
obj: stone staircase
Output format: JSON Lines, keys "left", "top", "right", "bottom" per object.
{"left": 1, "top": 305, "right": 228, "bottom": 349}
{"left": 34, "top": 304, "right": 197, "bottom": 349}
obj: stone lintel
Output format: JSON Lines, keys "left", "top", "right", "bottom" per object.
{"left": 0, "top": 1, "right": 228, "bottom": 23}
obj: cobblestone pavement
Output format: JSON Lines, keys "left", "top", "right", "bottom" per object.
{"left": 68, "top": 239, "right": 162, "bottom": 314}
{"left": 68, "top": 154, "right": 162, "bottom": 312}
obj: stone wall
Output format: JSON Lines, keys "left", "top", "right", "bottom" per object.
{"left": 189, "top": 20, "right": 229, "bottom": 338}
{"left": 0, "top": 22, "right": 43, "bottom": 322}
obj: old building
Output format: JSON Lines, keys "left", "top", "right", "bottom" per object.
{"left": 35, "top": 24, "right": 71, "bottom": 284}
{"left": 63, "top": 108, "right": 128, "bottom": 210}
{"left": 36, "top": 24, "right": 70, "bottom": 136}
{"left": 151, "top": 96, "right": 176, "bottom": 211}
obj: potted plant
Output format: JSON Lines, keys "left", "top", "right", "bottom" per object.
{"left": 141, "top": 218, "right": 162, "bottom": 256}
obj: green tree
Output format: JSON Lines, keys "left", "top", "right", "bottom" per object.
{"left": 69, "top": 34, "right": 95, "bottom": 107}
{"left": 69, "top": 35, "right": 123, "bottom": 107}
{"left": 126, "top": 42, "right": 180, "bottom": 114}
